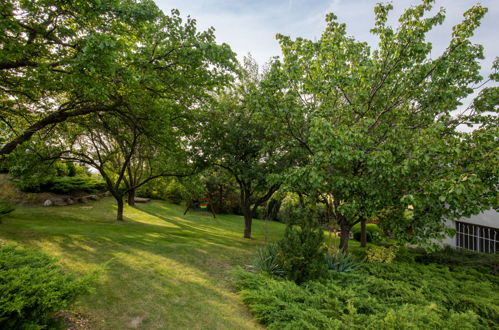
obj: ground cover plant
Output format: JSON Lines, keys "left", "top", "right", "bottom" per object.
{"left": 235, "top": 259, "right": 499, "bottom": 329}
{"left": 0, "top": 197, "right": 285, "bottom": 329}
{"left": 0, "top": 245, "right": 95, "bottom": 329}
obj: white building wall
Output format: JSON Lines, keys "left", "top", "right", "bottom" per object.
{"left": 458, "top": 210, "right": 499, "bottom": 228}
{"left": 443, "top": 210, "right": 499, "bottom": 248}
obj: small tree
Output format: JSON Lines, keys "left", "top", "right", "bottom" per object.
{"left": 278, "top": 213, "right": 328, "bottom": 283}
{"left": 194, "top": 57, "right": 292, "bottom": 238}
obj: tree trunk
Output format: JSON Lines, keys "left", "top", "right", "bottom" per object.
{"left": 127, "top": 188, "right": 135, "bottom": 206}
{"left": 339, "top": 222, "right": 351, "bottom": 252}
{"left": 243, "top": 207, "right": 253, "bottom": 239}
{"left": 360, "top": 218, "right": 367, "bottom": 248}
{"left": 116, "top": 196, "right": 124, "bottom": 221}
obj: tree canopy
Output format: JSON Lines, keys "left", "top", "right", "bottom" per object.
{"left": 0, "top": 0, "right": 236, "bottom": 157}
{"left": 265, "top": 1, "right": 497, "bottom": 250}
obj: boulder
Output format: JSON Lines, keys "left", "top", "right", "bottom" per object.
{"left": 75, "top": 196, "right": 86, "bottom": 203}
{"left": 134, "top": 197, "right": 151, "bottom": 203}
{"left": 86, "top": 195, "right": 100, "bottom": 201}
{"left": 43, "top": 199, "right": 53, "bottom": 207}
{"left": 52, "top": 198, "right": 69, "bottom": 206}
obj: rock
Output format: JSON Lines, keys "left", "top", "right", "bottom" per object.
{"left": 43, "top": 199, "right": 53, "bottom": 207}
{"left": 86, "top": 195, "right": 100, "bottom": 201}
{"left": 66, "top": 198, "right": 74, "bottom": 205}
{"left": 103, "top": 191, "right": 111, "bottom": 197}
{"left": 52, "top": 198, "right": 69, "bottom": 206}
{"left": 134, "top": 197, "right": 151, "bottom": 203}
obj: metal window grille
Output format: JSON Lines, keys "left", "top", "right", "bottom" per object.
{"left": 456, "top": 221, "right": 498, "bottom": 253}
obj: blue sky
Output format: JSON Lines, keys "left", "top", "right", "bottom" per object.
{"left": 153, "top": 0, "right": 498, "bottom": 78}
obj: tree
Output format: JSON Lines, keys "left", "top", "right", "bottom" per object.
{"left": 268, "top": 0, "right": 497, "bottom": 251}
{"left": 0, "top": 0, "right": 236, "bottom": 158}
{"left": 51, "top": 109, "right": 192, "bottom": 220}
{"left": 194, "top": 58, "right": 292, "bottom": 238}
{"left": 1, "top": 1, "right": 237, "bottom": 220}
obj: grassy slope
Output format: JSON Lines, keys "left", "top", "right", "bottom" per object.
{"left": 0, "top": 198, "right": 286, "bottom": 329}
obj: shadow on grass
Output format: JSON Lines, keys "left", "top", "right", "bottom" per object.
{"left": 0, "top": 198, "right": 281, "bottom": 329}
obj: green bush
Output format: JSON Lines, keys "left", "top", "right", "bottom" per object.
{"left": 0, "top": 245, "right": 95, "bottom": 329}
{"left": 234, "top": 261, "right": 498, "bottom": 329}
{"left": 351, "top": 223, "right": 383, "bottom": 243}
{"left": 277, "top": 217, "right": 328, "bottom": 284}
{"left": 366, "top": 246, "right": 398, "bottom": 264}
{"left": 252, "top": 243, "right": 284, "bottom": 276}
{"left": 47, "top": 176, "right": 106, "bottom": 194}
{"left": 12, "top": 175, "right": 105, "bottom": 194}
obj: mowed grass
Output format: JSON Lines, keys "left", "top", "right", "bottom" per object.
{"left": 0, "top": 198, "right": 286, "bottom": 329}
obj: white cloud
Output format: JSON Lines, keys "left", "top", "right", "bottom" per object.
{"left": 154, "top": 0, "right": 498, "bottom": 76}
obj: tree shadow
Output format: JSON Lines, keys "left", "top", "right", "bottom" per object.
{"left": 0, "top": 200, "right": 276, "bottom": 329}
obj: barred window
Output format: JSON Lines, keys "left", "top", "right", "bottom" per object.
{"left": 456, "top": 221, "right": 498, "bottom": 253}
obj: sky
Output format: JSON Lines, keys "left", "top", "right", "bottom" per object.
{"left": 153, "top": 0, "right": 498, "bottom": 79}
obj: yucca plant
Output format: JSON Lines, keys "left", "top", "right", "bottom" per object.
{"left": 252, "top": 243, "right": 285, "bottom": 276}
{"left": 325, "top": 250, "right": 362, "bottom": 273}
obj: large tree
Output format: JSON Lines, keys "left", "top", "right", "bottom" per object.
{"left": 1, "top": 0, "right": 237, "bottom": 219}
{"left": 0, "top": 0, "right": 236, "bottom": 157}
{"left": 268, "top": 1, "right": 498, "bottom": 251}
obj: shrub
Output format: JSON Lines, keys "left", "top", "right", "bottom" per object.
{"left": 12, "top": 175, "right": 105, "bottom": 194}
{"left": 351, "top": 223, "right": 383, "bottom": 243}
{"left": 252, "top": 243, "right": 284, "bottom": 276}
{"left": 47, "top": 176, "right": 106, "bottom": 194}
{"left": 0, "top": 245, "right": 95, "bottom": 329}
{"left": 277, "top": 217, "right": 328, "bottom": 283}
{"left": 325, "top": 250, "right": 362, "bottom": 273}
{"left": 234, "top": 261, "right": 498, "bottom": 329}
{"left": 366, "top": 246, "right": 398, "bottom": 264}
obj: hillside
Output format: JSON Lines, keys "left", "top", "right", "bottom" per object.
{"left": 0, "top": 198, "right": 285, "bottom": 329}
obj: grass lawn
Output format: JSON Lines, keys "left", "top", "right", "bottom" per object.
{"left": 0, "top": 198, "right": 286, "bottom": 329}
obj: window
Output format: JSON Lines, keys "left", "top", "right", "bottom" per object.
{"left": 456, "top": 221, "right": 498, "bottom": 253}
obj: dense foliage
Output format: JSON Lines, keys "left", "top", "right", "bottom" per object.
{"left": 193, "top": 58, "right": 291, "bottom": 237}
{"left": 0, "top": 245, "right": 95, "bottom": 329}
{"left": 235, "top": 261, "right": 498, "bottom": 329}
{"left": 265, "top": 0, "right": 498, "bottom": 250}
